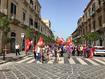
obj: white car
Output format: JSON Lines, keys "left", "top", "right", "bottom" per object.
{"left": 94, "top": 46, "right": 105, "bottom": 56}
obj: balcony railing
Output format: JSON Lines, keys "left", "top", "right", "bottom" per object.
{"left": 89, "top": 11, "right": 95, "bottom": 16}
{"left": 22, "top": 0, "right": 28, "bottom": 6}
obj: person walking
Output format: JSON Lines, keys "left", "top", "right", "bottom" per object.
{"left": 66, "top": 45, "right": 73, "bottom": 58}
{"left": 60, "top": 45, "right": 64, "bottom": 57}
{"left": 72, "top": 46, "right": 76, "bottom": 56}
{"left": 80, "top": 45, "right": 83, "bottom": 56}
{"left": 15, "top": 43, "right": 20, "bottom": 56}
{"left": 77, "top": 45, "right": 80, "bottom": 56}
{"left": 57, "top": 47, "right": 62, "bottom": 61}
{"left": 33, "top": 46, "right": 36, "bottom": 60}
{"left": 35, "top": 45, "right": 42, "bottom": 63}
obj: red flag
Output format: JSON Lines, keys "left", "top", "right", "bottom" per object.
{"left": 25, "top": 39, "right": 31, "bottom": 53}
{"left": 60, "top": 38, "right": 65, "bottom": 44}
{"left": 66, "top": 37, "right": 72, "bottom": 45}
{"left": 37, "top": 36, "right": 44, "bottom": 46}
{"left": 56, "top": 37, "right": 65, "bottom": 45}
{"left": 88, "top": 48, "right": 94, "bottom": 58}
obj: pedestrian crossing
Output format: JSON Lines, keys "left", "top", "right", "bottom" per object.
{"left": 16, "top": 56, "right": 105, "bottom": 65}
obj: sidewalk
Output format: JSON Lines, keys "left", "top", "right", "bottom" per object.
{"left": 0, "top": 51, "right": 26, "bottom": 64}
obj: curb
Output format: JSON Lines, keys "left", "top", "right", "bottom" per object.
{"left": 0, "top": 54, "right": 26, "bottom": 65}
{"left": 0, "top": 61, "right": 7, "bottom": 65}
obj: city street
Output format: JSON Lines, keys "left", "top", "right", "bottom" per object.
{"left": 0, "top": 53, "right": 105, "bottom": 79}
{"left": 0, "top": 60, "right": 105, "bottom": 79}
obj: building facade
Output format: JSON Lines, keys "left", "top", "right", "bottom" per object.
{"left": 42, "top": 19, "right": 51, "bottom": 29}
{"left": 0, "top": 0, "right": 54, "bottom": 53}
{"left": 72, "top": 0, "right": 105, "bottom": 46}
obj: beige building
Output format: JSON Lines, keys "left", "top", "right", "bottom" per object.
{"left": 40, "top": 19, "right": 53, "bottom": 37}
{"left": 0, "top": 0, "right": 53, "bottom": 53}
{"left": 42, "top": 19, "right": 51, "bottom": 29}
{"left": 72, "top": 0, "right": 105, "bottom": 46}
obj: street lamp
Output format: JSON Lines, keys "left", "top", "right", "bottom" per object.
{"left": 21, "top": 33, "right": 25, "bottom": 51}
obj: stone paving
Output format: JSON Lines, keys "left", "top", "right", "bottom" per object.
{"left": 0, "top": 62, "right": 105, "bottom": 79}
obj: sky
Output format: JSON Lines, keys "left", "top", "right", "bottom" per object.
{"left": 39, "top": 0, "right": 90, "bottom": 40}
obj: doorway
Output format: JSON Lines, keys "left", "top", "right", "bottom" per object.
{"left": 10, "top": 32, "right": 16, "bottom": 53}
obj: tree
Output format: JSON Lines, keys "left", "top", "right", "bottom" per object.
{"left": 25, "top": 28, "right": 34, "bottom": 40}
{"left": 82, "top": 32, "right": 100, "bottom": 46}
{"left": 0, "top": 16, "right": 10, "bottom": 60}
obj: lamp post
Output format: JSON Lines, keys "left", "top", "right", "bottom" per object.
{"left": 21, "top": 33, "right": 25, "bottom": 51}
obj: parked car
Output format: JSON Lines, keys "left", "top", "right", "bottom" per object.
{"left": 94, "top": 46, "right": 105, "bottom": 56}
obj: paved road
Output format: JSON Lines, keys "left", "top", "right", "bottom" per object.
{"left": 0, "top": 62, "right": 105, "bottom": 79}
{"left": 0, "top": 53, "right": 105, "bottom": 79}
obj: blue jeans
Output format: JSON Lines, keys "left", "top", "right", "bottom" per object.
{"left": 36, "top": 53, "right": 41, "bottom": 61}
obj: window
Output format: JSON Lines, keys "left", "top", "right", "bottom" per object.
{"left": 34, "top": 22, "right": 38, "bottom": 29}
{"left": 29, "top": 18, "right": 33, "bottom": 26}
{"left": 88, "top": 8, "right": 91, "bottom": 16}
{"left": 41, "top": 26, "right": 43, "bottom": 32}
{"left": 23, "top": 12, "right": 26, "bottom": 21}
{"left": 89, "top": 24, "right": 91, "bottom": 32}
{"left": 35, "top": 5, "right": 37, "bottom": 10}
{"left": 11, "top": 3, "right": 16, "bottom": 15}
{"left": 85, "top": 13, "right": 87, "bottom": 20}
{"left": 93, "top": 21, "right": 96, "bottom": 31}
{"left": 85, "top": 26, "right": 87, "bottom": 33}
{"left": 98, "top": 0, "right": 101, "bottom": 5}
{"left": 98, "top": 16, "right": 102, "bottom": 27}
{"left": 83, "top": 28, "right": 85, "bottom": 35}
{"left": 92, "top": 3, "right": 95, "bottom": 12}
{"left": 30, "top": 0, "right": 33, "bottom": 5}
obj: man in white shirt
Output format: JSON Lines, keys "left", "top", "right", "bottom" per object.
{"left": 15, "top": 44, "right": 20, "bottom": 56}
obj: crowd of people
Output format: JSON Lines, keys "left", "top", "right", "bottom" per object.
{"left": 14, "top": 41, "right": 94, "bottom": 64}
{"left": 32, "top": 43, "right": 94, "bottom": 64}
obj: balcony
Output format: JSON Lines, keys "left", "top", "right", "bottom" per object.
{"left": 90, "top": 11, "right": 95, "bottom": 17}
{"left": 29, "top": 4, "right": 35, "bottom": 12}
{"left": 10, "top": 15, "right": 20, "bottom": 24}
{"left": 103, "top": 0, "right": 105, "bottom": 3}
{"left": 22, "top": 0, "right": 28, "bottom": 6}
{"left": 96, "top": 5, "right": 100, "bottom": 11}
{"left": 96, "top": 4, "right": 102, "bottom": 12}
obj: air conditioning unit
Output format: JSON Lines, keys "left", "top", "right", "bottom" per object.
{"left": 3, "top": 9, "right": 7, "bottom": 15}
{"left": 0, "top": 9, "right": 7, "bottom": 14}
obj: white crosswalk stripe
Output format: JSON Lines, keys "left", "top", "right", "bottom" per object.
{"left": 48, "top": 57, "right": 55, "bottom": 64}
{"left": 85, "top": 58, "right": 100, "bottom": 65}
{"left": 17, "top": 57, "right": 33, "bottom": 63}
{"left": 68, "top": 58, "right": 75, "bottom": 64}
{"left": 16, "top": 56, "right": 105, "bottom": 66}
{"left": 94, "top": 59, "right": 105, "bottom": 65}
{"left": 76, "top": 57, "right": 88, "bottom": 65}
{"left": 58, "top": 57, "right": 64, "bottom": 64}
{"left": 27, "top": 59, "right": 35, "bottom": 63}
